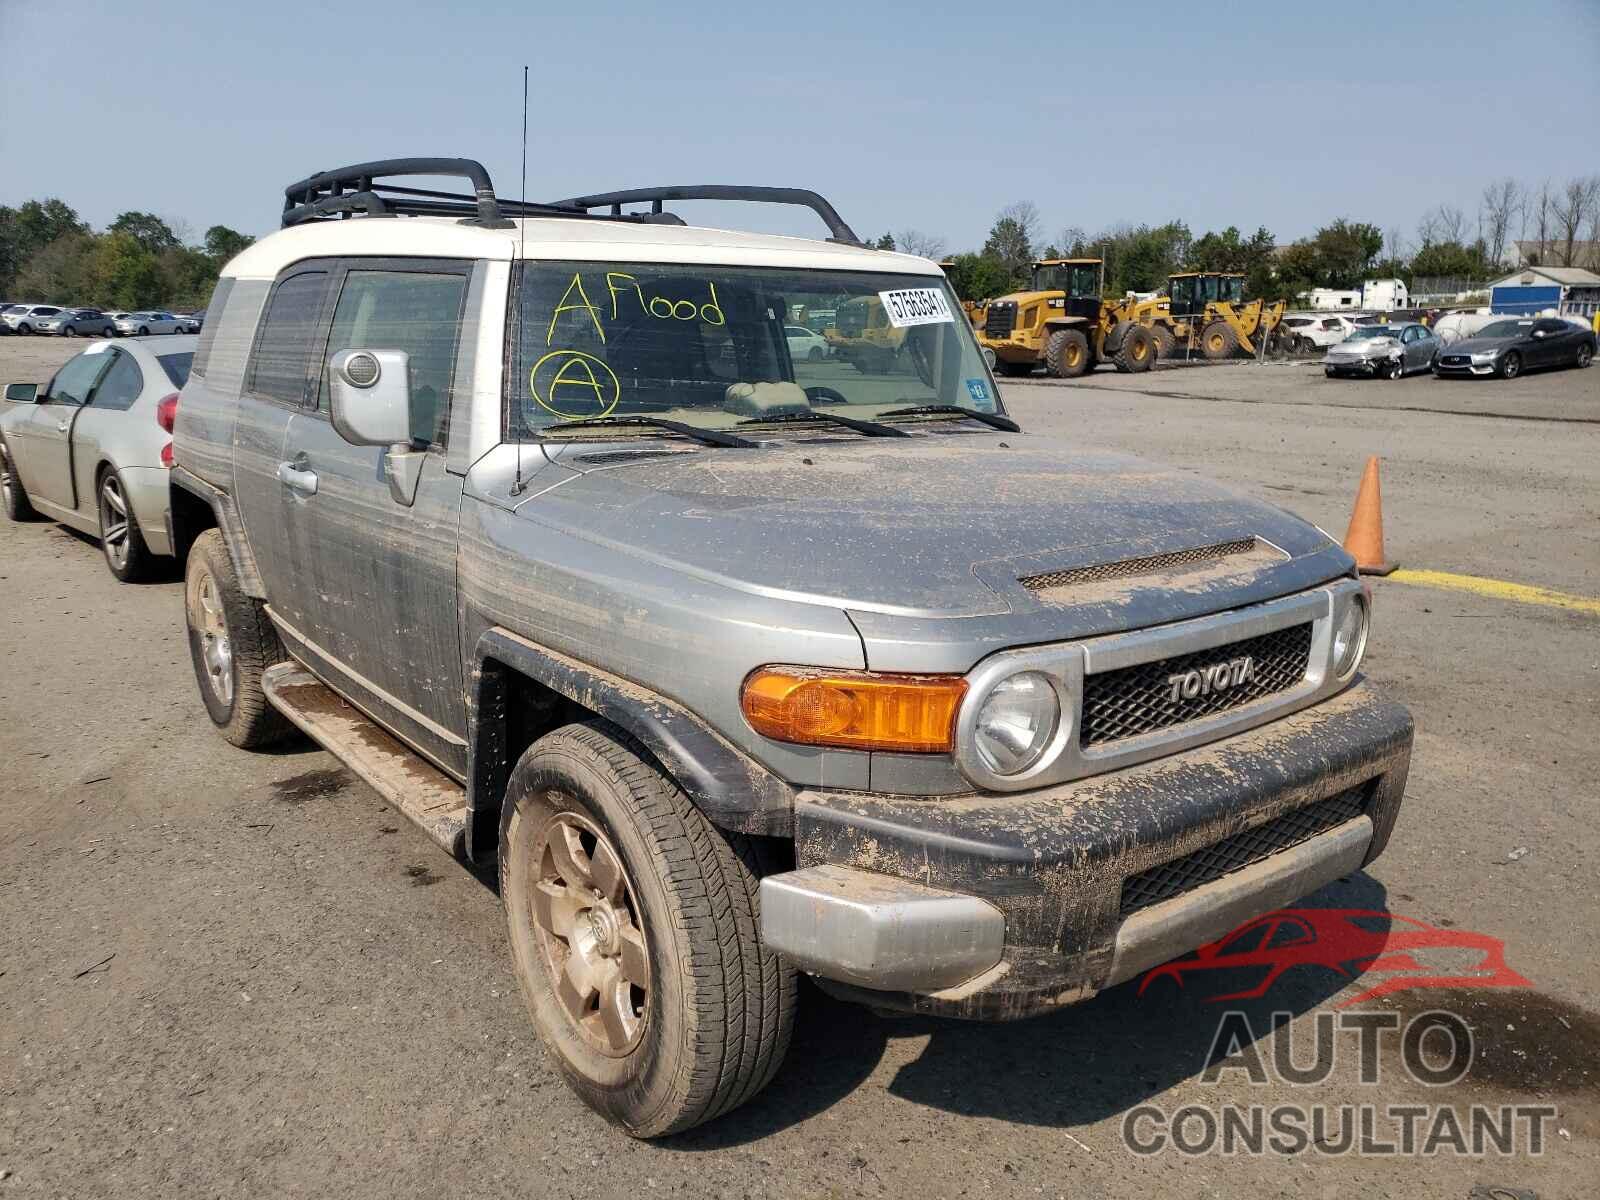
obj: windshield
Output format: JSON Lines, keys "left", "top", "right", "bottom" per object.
{"left": 1478, "top": 320, "right": 1531, "bottom": 338}
{"left": 1030, "top": 263, "right": 1099, "bottom": 297}
{"left": 1346, "top": 327, "right": 1395, "bottom": 340}
{"left": 508, "top": 263, "right": 998, "bottom": 435}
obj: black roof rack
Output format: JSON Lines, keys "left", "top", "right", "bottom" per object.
{"left": 280, "top": 158, "right": 865, "bottom": 246}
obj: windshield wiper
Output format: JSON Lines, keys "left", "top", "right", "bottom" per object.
{"left": 736, "top": 411, "right": 909, "bottom": 438}
{"left": 538, "top": 416, "right": 759, "bottom": 449}
{"left": 876, "top": 404, "right": 1021, "bottom": 433}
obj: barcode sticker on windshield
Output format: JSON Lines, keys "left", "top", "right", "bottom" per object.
{"left": 878, "top": 288, "right": 954, "bottom": 328}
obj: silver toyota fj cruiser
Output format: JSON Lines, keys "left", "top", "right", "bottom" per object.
{"left": 168, "top": 158, "right": 1412, "bottom": 1136}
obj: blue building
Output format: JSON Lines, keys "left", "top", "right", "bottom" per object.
{"left": 1488, "top": 265, "right": 1600, "bottom": 320}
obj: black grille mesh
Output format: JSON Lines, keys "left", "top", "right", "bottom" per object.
{"left": 984, "top": 304, "right": 1016, "bottom": 339}
{"left": 1119, "top": 785, "right": 1371, "bottom": 917}
{"left": 1021, "top": 538, "right": 1260, "bottom": 591}
{"left": 1081, "top": 623, "right": 1313, "bottom": 746}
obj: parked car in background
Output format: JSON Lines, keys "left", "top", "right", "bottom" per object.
{"left": 1433, "top": 316, "right": 1596, "bottom": 379}
{"left": 2, "top": 304, "right": 64, "bottom": 334}
{"left": 113, "top": 310, "right": 182, "bottom": 336}
{"left": 1281, "top": 314, "right": 1359, "bottom": 351}
{"left": 177, "top": 310, "right": 205, "bottom": 333}
{"left": 36, "top": 308, "right": 118, "bottom": 338}
{"left": 1323, "top": 323, "right": 1438, "bottom": 379}
{"left": 784, "top": 323, "right": 831, "bottom": 360}
{"left": 1, "top": 336, "right": 196, "bottom": 580}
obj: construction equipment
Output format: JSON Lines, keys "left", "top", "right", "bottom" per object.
{"left": 1146, "top": 273, "right": 1289, "bottom": 360}
{"left": 977, "top": 258, "right": 1156, "bottom": 378}
{"left": 938, "top": 260, "right": 987, "bottom": 329}
{"left": 824, "top": 294, "right": 906, "bottom": 373}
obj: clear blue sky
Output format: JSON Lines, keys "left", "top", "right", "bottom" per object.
{"left": 3, "top": 0, "right": 1597, "bottom": 252}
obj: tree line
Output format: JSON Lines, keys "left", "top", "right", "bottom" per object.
{"left": 0, "top": 198, "right": 253, "bottom": 312}
{"left": 870, "top": 174, "right": 1600, "bottom": 302}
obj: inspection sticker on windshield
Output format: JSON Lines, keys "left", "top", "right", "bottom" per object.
{"left": 878, "top": 287, "right": 954, "bottom": 328}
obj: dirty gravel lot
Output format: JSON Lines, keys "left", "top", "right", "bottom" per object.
{"left": 1, "top": 337, "right": 1597, "bottom": 1199}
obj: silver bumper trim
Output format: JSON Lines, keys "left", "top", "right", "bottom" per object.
{"left": 1105, "top": 815, "right": 1374, "bottom": 987}
{"left": 759, "top": 864, "right": 1005, "bottom": 992}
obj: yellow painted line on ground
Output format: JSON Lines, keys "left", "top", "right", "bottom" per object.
{"left": 1389, "top": 568, "right": 1600, "bottom": 616}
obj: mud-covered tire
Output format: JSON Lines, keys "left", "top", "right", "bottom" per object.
{"left": 501, "top": 721, "right": 796, "bottom": 1138}
{"left": 1149, "top": 324, "right": 1177, "bottom": 360}
{"left": 995, "top": 359, "right": 1034, "bottom": 377}
{"left": 1200, "top": 321, "right": 1238, "bottom": 360}
{"left": 1044, "top": 328, "right": 1091, "bottom": 378}
{"left": 1112, "top": 324, "right": 1155, "bottom": 373}
{"left": 184, "top": 528, "right": 293, "bottom": 748}
{"left": 1, "top": 440, "right": 40, "bottom": 521}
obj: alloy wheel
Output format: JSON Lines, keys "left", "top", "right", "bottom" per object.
{"left": 529, "top": 807, "right": 651, "bottom": 1056}
{"left": 99, "top": 475, "right": 130, "bottom": 570}
{"left": 187, "top": 568, "right": 234, "bottom": 706}
{"left": 1, "top": 450, "right": 13, "bottom": 507}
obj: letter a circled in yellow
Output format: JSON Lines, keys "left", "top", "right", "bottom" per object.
{"left": 530, "top": 349, "right": 621, "bottom": 419}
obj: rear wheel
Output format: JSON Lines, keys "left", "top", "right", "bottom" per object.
{"left": 184, "top": 528, "right": 294, "bottom": 748}
{"left": 1112, "top": 324, "right": 1155, "bottom": 373}
{"left": 1, "top": 441, "right": 40, "bottom": 521}
{"left": 1499, "top": 351, "right": 1521, "bottom": 379}
{"left": 1044, "top": 328, "right": 1091, "bottom": 378}
{"left": 501, "top": 721, "right": 796, "bottom": 1137}
{"left": 1201, "top": 321, "right": 1238, "bottom": 360}
{"left": 97, "top": 468, "right": 155, "bottom": 582}
{"left": 1149, "top": 324, "right": 1177, "bottom": 360}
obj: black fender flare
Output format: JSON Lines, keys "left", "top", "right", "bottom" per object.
{"left": 471, "top": 628, "right": 796, "bottom": 863}
{"left": 168, "top": 466, "right": 268, "bottom": 596}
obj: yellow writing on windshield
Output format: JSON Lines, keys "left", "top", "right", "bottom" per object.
{"left": 530, "top": 349, "right": 620, "bottom": 418}
{"left": 547, "top": 273, "right": 607, "bottom": 346}
{"left": 604, "top": 272, "right": 725, "bottom": 326}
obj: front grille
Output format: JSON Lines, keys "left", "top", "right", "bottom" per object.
{"left": 1021, "top": 538, "right": 1261, "bottom": 591}
{"left": 1440, "top": 355, "right": 1469, "bottom": 366}
{"left": 985, "top": 303, "right": 1016, "bottom": 339}
{"left": 1080, "top": 623, "right": 1313, "bottom": 746}
{"left": 1118, "top": 784, "right": 1371, "bottom": 917}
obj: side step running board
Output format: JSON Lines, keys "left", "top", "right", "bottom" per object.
{"left": 262, "top": 663, "right": 467, "bottom": 858}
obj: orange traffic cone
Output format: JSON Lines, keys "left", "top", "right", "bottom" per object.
{"left": 1343, "top": 456, "right": 1396, "bottom": 576}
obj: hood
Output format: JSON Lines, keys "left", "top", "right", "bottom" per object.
{"left": 1445, "top": 334, "right": 1516, "bottom": 355}
{"left": 518, "top": 433, "right": 1348, "bottom": 627}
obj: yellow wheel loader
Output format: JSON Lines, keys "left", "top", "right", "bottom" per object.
{"left": 1151, "top": 273, "right": 1288, "bottom": 359}
{"left": 976, "top": 259, "right": 1156, "bottom": 379}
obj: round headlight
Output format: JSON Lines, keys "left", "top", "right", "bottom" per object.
{"left": 973, "top": 671, "right": 1060, "bottom": 776}
{"left": 1332, "top": 595, "right": 1369, "bottom": 678}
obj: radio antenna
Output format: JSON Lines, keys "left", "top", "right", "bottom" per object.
{"left": 510, "top": 64, "right": 530, "bottom": 497}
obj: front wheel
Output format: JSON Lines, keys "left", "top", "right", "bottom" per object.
{"left": 2, "top": 441, "right": 40, "bottom": 520}
{"left": 184, "top": 529, "right": 294, "bottom": 748}
{"left": 138, "top": 326, "right": 150, "bottom": 336}
{"left": 1576, "top": 343, "right": 1593, "bottom": 369}
{"left": 63, "top": 325, "right": 77, "bottom": 337}
{"left": 501, "top": 722, "right": 796, "bottom": 1137}
{"left": 1200, "top": 321, "right": 1238, "bottom": 360}
{"left": 1382, "top": 357, "right": 1402, "bottom": 380}
{"left": 97, "top": 469, "right": 155, "bottom": 582}
{"left": 1112, "top": 324, "right": 1155, "bottom": 373}
{"left": 1500, "top": 351, "right": 1521, "bottom": 379}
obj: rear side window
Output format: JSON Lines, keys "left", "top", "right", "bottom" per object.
{"left": 92, "top": 350, "right": 145, "bottom": 411}
{"left": 190, "top": 277, "right": 233, "bottom": 377}
{"left": 246, "top": 271, "right": 329, "bottom": 405}
{"left": 320, "top": 268, "right": 468, "bottom": 447}
{"left": 157, "top": 352, "right": 194, "bottom": 388}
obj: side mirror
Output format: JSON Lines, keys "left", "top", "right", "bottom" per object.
{"left": 4, "top": 383, "right": 39, "bottom": 403}
{"left": 328, "top": 349, "right": 412, "bottom": 446}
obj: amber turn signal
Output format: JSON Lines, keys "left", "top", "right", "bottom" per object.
{"left": 740, "top": 667, "right": 967, "bottom": 753}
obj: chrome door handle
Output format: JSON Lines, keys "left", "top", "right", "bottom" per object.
{"left": 56, "top": 422, "right": 69, "bottom": 433}
{"left": 276, "top": 461, "right": 319, "bottom": 495}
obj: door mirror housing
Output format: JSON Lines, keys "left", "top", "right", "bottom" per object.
{"left": 4, "top": 383, "right": 39, "bottom": 403}
{"left": 328, "top": 349, "right": 412, "bottom": 446}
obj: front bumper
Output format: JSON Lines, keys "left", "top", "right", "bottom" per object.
{"left": 980, "top": 335, "right": 1043, "bottom": 364}
{"left": 1324, "top": 356, "right": 1382, "bottom": 375}
{"left": 760, "top": 680, "right": 1411, "bottom": 1019}
{"left": 1434, "top": 357, "right": 1497, "bottom": 376}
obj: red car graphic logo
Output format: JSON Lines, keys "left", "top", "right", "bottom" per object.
{"left": 1137, "top": 908, "right": 1533, "bottom": 1006}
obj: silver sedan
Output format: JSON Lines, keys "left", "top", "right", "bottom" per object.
{"left": 1323, "top": 322, "right": 1438, "bottom": 379}
{"left": 35, "top": 307, "right": 118, "bottom": 338}
{"left": 112, "top": 310, "right": 183, "bottom": 336}
{"left": 1, "top": 336, "right": 196, "bottom": 580}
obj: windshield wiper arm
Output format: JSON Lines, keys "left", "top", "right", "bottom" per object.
{"left": 736, "top": 411, "right": 909, "bottom": 438}
{"left": 538, "top": 416, "right": 759, "bottom": 449}
{"left": 876, "top": 404, "right": 1021, "bottom": 433}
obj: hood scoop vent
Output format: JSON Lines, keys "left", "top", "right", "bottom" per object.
{"left": 1021, "top": 537, "right": 1286, "bottom": 604}
{"left": 572, "top": 449, "right": 698, "bottom": 468}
